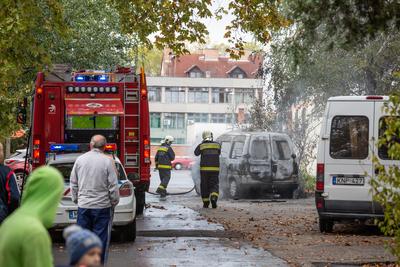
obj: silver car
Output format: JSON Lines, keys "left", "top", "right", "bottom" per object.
{"left": 48, "top": 153, "right": 136, "bottom": 241}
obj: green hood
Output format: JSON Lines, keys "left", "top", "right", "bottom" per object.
{"left": 20, "top": 166, "right": 63, "bottom": 228}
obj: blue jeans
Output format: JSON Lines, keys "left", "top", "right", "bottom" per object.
{"left": 77, "top": 207, "right": 113, "bottom": 263}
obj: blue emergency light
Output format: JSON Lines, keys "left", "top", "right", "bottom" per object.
{"left": 76, "top": 76, "right": 85, "bottom": 81}
{"left": 75, "top": 74, "right": 109, "bottom": 82}
{"left": 50, "top": 144, "right": 80, "bottom": 152}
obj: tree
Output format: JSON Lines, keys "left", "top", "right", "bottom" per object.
{"left": 370, "top": 93, "right": 400, "bottom": 261}
{"left": 0, "top": 0, "right": 67, "bottom": 139}
{"left": 51, "top": 0, "right": 134, "bottom": 70}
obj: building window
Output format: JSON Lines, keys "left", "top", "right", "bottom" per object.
{"left": 151, "top": 137, "right": 163, "bottom": 144}
{"left": 229, "top": 67, "right": 247, "bottom": 78}
{"left": 164, "top": 113, "right": 185, "bottom": 129}
{"left": 175, "top": 138, "right": 186, "bottom": 144}
{"left": 187, "top": 66, "right": 204, "bottom": 78}
{"left": 188, "top": 88, "right": 209, "bottom": 103}
{"left": 165, "top": 87, "right": 185, "bottom": 103}
{"left": 235, "top": 88, "right": 254, "bottom": 104}
{"left": 210, "top": 113, "right": 230, "bottom": 123}
{"left": 148, "top": 87, "right": 161, "bottom": 102}
{"left": 150, "top": 113, "right": 161, "bottom": 128}
{"left": 212, "top": 88, "right": 232, "bottom": 103}
{"left": 187, "top": 113, "right": 209, "bottom": 123}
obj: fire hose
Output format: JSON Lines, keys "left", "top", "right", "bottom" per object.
{"left": 146, "top": 168, "right": 196, "bottom": 195}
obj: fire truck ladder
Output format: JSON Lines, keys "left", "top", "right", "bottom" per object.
{"left": 123, "top": 73, "right": 140, "bottom": 173}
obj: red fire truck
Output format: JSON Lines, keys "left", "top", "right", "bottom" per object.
{"left": 29, "top": 65, "right": 151, "bottom": 214}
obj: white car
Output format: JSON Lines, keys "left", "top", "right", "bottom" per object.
{"left": 47, "top": 153, "right": 136, "bottom": 241}
{"left": 316, "top": 96, "right": 399, "bottom": 233}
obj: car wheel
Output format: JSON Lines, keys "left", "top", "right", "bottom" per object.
{"left": 319, "top": 218, "right": 334, "bottom": 233}
{"left": 120, "top": 219, "right": 136, "bottom": 242}
{"left": 280, "top": 189, "right": 294, "bottom": 199}
{"left": 174, "top": 163, "right": 182, "bottom": 170}
{"left": 14, "top": 171, "right": 27, "bottom": 192}
{"left": 228, "top": 179, "right": 240, "bottom": 199}
{"left": 135, "top": 190, "right": 145, "bottom": 215}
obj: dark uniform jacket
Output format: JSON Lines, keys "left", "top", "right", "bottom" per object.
{"left": 194, "top": 141, "right": 221, "bottom": 172}
{"left": 155, "top": 143, "right": 175, "bottom": 169}
{"left": 0, "top": 164, "right": 20, "bottom": 223}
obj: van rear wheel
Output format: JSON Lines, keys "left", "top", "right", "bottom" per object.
{"left": 319, "top": 218, "right": 334, "bottom": 233}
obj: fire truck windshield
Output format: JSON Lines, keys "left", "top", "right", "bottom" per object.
{"left": 66, "top": 116, "right": 118, "bottom": 129}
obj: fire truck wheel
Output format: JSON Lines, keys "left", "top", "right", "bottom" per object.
{"left": 135, "top": 191, "right": 145, "bottom": 215}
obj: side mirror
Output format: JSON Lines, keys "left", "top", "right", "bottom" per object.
{"left": 127, "top": 173, "right": 140, "bottom": 182}
{"left": 291, "top": 153, "right": 297, "bottom": 159}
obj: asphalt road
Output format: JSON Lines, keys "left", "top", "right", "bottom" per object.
{"left": 53, "top": 170, "right": 289, "bottom": 267}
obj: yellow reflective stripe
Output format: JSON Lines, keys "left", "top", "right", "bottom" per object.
{"left": 202, "top": 198, "right": 210, "bottom": 202}
{"left": 158, "top": 185, "right": 166, "bottom": 190}
{"left": 158, "top": 147, "right": 168, "bottom": 152}
{"left": 158, "top": 164, "right": 172, "bottom": 169}
{"left": 210, "top": 192, "right": 219, "bottom": 197}
{"left": 200, "top": 143, "right": 220, "bottom": 150}
{"left": 200, "top": 166, "right": 220, "bottom": 171}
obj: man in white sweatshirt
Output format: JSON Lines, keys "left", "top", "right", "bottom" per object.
{"left": 70, "top": 135, "right": 119, "bottom": 264}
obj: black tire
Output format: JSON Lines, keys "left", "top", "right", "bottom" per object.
{"left": 135, "top": 190, "right": 145, "bottom": 215}
{"left": 174, "top": 163, "right": 182, "bottom": 170}
{"left": 319, "top": 218, "right": 334, "bottom": 233}
{"left": 119, "top": 219, "right": 136, "bottom": 242}
{"left": 280, "top": 189, "right": 294, "bottom": 199}
{"left": 228, "top": 178, "right": 241, "bottom": 199}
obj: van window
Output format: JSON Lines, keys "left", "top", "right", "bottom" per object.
{"left": 230, "top": 142, "right": 244, "bottom": 159}
{"left": 378, "top": 116, "right": 400, "bottom": 160}
{"left": 272, "top": 140, "right": 291, "bottom": 160}
{"left": 251, "top": 140, "right": 269, "bottom": 160}
{"left": 330, "top": 116, "right": 369, "bottom": 159}
{"left": 221, "top": 141, "right": 231, "bottom": 157}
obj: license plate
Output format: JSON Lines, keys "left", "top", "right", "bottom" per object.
{"left": 332, "top": 176, "right": 364, "bottom": 185}
{"left": 68, "top": 210, "right": 77, "bottom": 220}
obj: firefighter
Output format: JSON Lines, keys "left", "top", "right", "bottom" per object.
{"left": 155, "top": 136, "right": 175, "bottom": 198}
{"left": 194, "top": 131, "right": 221, "bottom": 208}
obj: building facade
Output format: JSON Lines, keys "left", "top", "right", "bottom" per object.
{"left": 148, "top": 49, "right": 263, "bottom": 147}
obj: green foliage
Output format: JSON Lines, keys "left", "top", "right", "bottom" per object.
{"left": 51, "top": 0, "right": 134, "bottom": 69}
{"left": 0, "top": 0, "right": 67, "bottom": 139}
{"left": 248, "top": 97, "right": 276, "bottom": 131}
{"left": 286, "top": 0, "right": 400, "bottom": 52}
{"left": 300, "top": 170, "right": 315, "bottom": 192}
{"left": 134, "top": 47, "right": 163, "bottom": 76}
{"left": 370, "top": 93, "right": 400, "bottom": 261}
{"left": 110, "top": 0, "right": 213, "bottom": 56}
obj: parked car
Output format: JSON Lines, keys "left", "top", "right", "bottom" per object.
{"left": 316, "top": 96, "right": 399, "bottom": 233}
{"left": 191, "top": 130, "right": 300, "bottom": 199}
{"left": 4, "top": 149, "right": 31, "bottom": 191}
{"left": 48, "top": 153, "right": 137, "bottom": 241}
{"left": 172, "top": 157, "right": 194, "bottom": 170}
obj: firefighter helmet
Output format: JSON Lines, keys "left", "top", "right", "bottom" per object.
{"left": 202, "top": 131, "right": 213, "bottom": 141}
{"left": 164, "top": 135, "right": 174, "bottom": 144}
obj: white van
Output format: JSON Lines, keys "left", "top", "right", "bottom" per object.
{"left": 316, "top": 96, "right": 399, "bottom": 232}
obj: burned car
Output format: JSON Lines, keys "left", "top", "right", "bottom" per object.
{"left": 192, "top": 131, "right": 300, "bottom": 199}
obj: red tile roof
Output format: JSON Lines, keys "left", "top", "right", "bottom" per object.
{"left": 161, "top": 50, "right": 262, "bottom": 78}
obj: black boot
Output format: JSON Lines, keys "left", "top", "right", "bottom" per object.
{"left": 210, "top": 195, "right": 217, "bottom": 209}
{"left": 203, "top": 201, "right": 210, "bottom": 208}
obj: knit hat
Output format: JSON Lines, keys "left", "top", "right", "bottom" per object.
{"left": 63, "top": 225, "right": 103, "bottom": 265}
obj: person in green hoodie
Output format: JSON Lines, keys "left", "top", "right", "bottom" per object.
{"left": 0, "top": 166, "right": 63, "bottom": 267}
